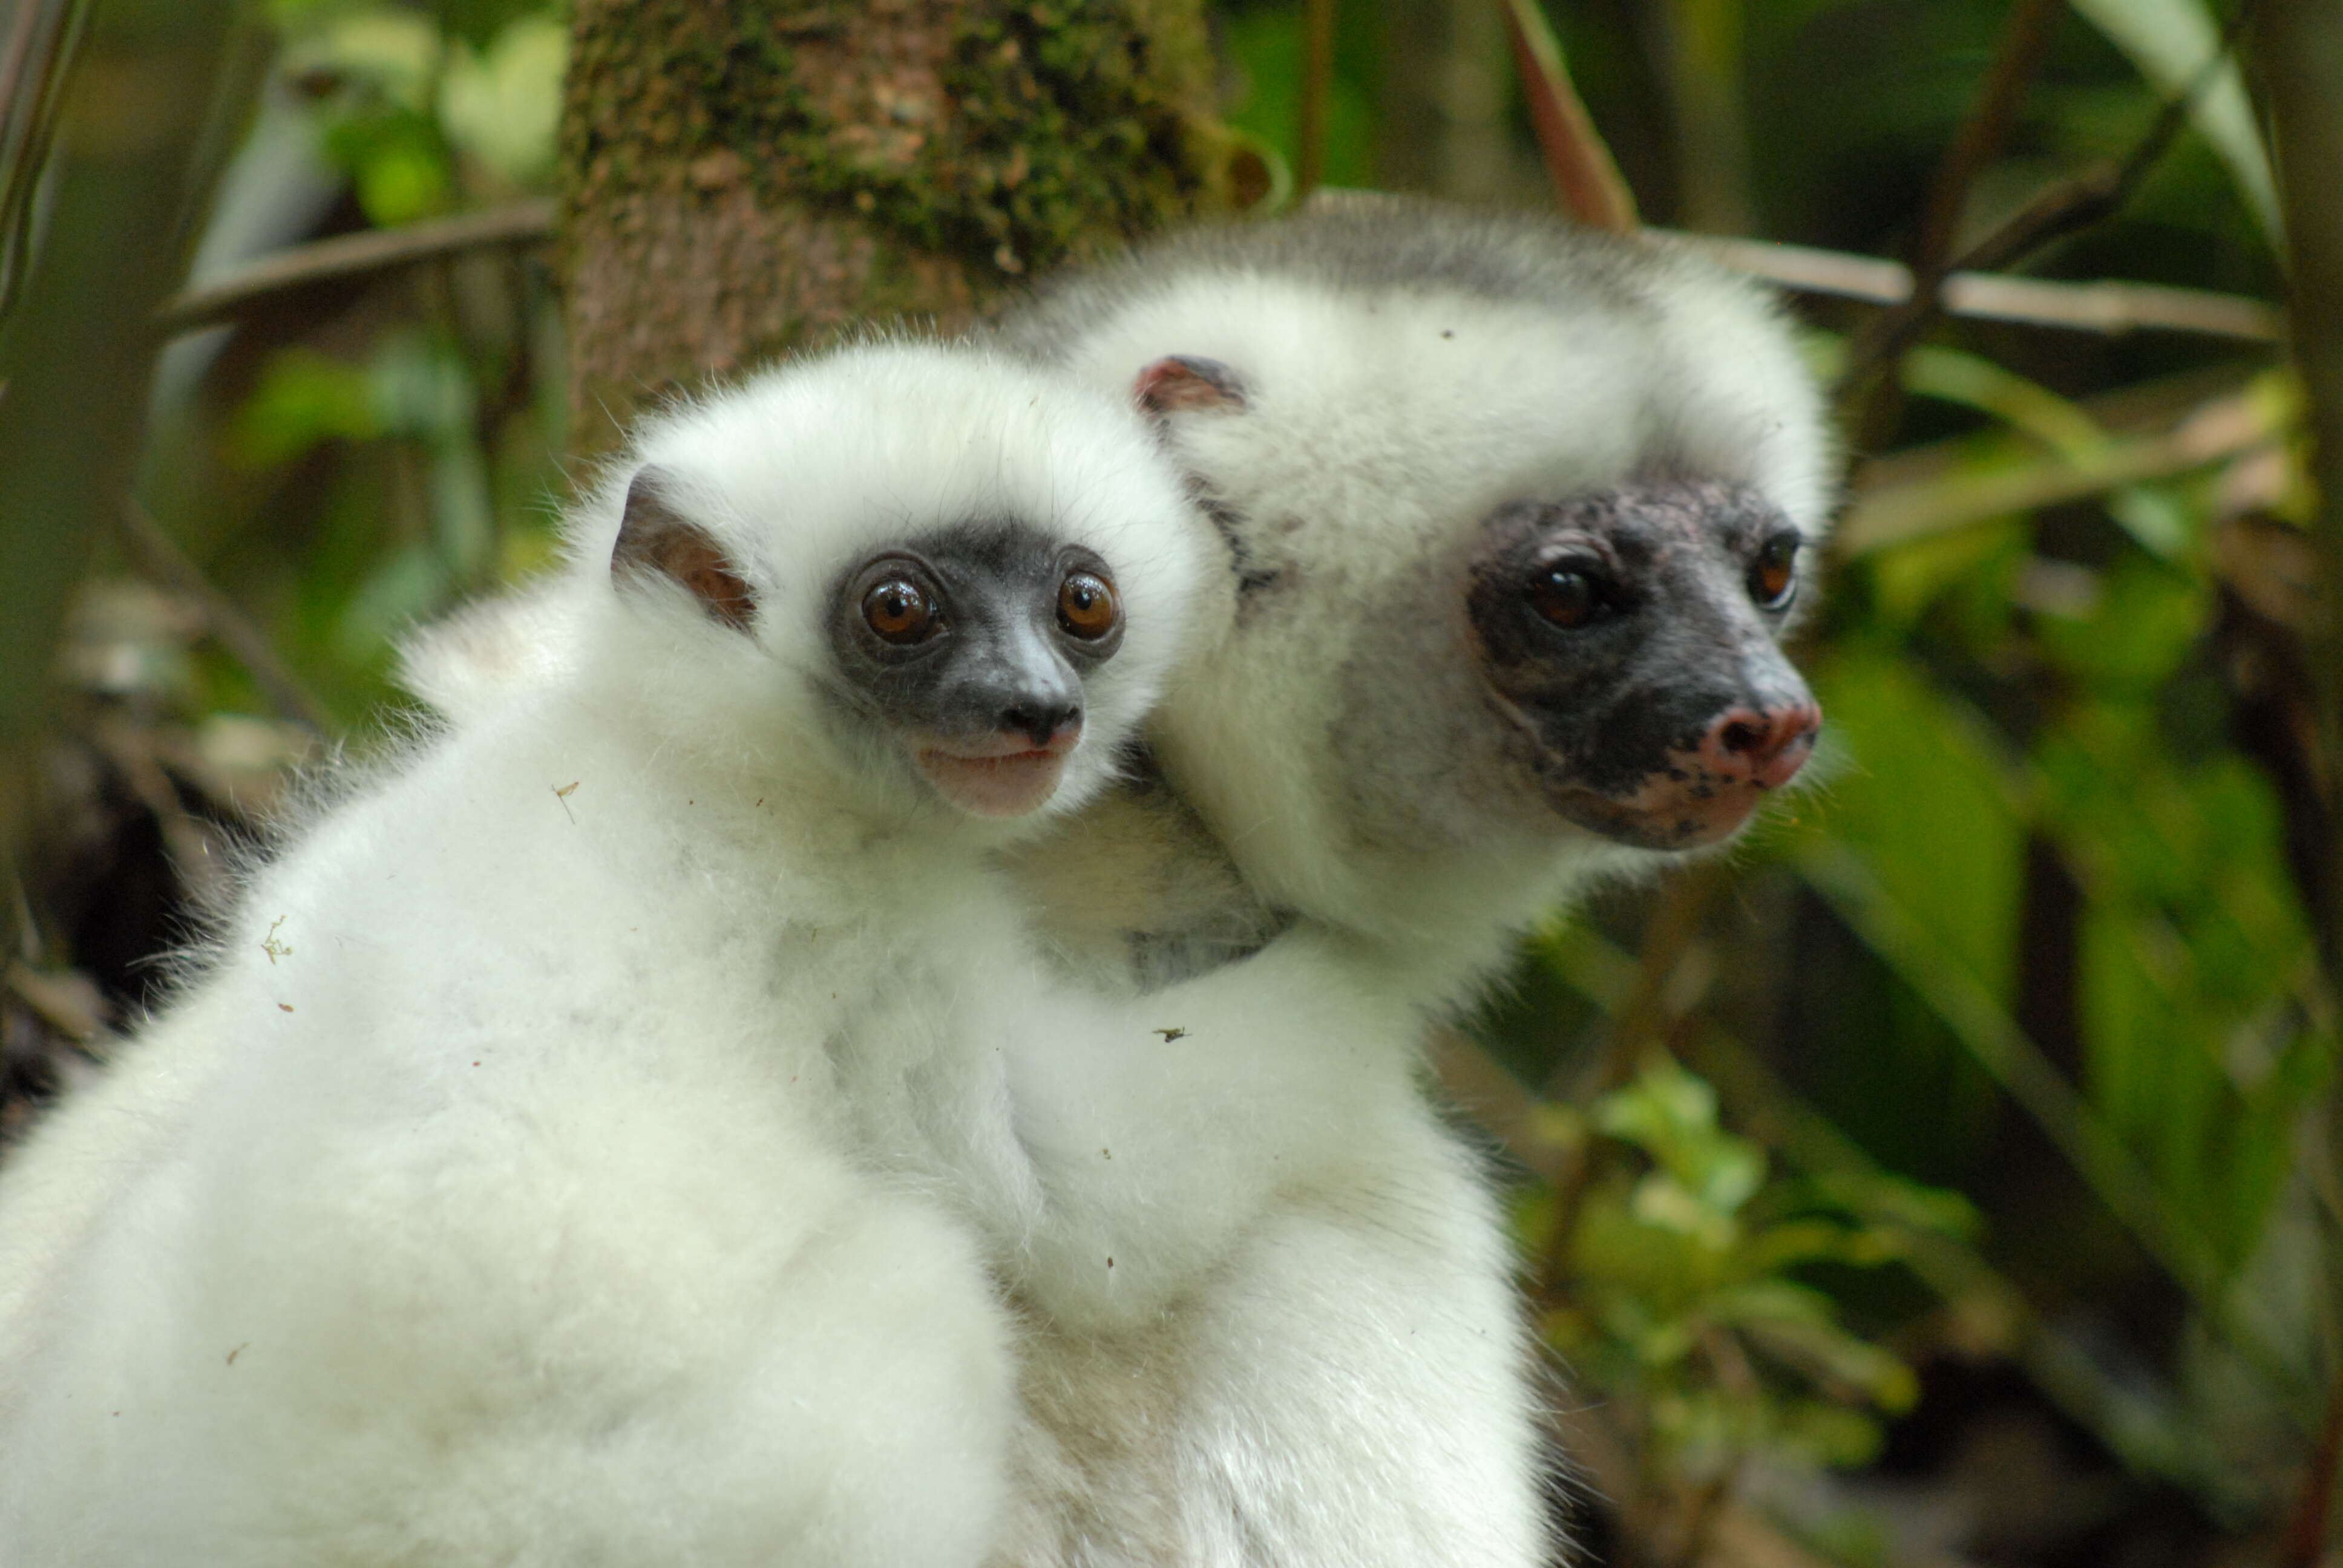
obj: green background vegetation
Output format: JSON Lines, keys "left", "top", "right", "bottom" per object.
{"left": 1, "top": 1, "right": 2335, "bottom": 1564}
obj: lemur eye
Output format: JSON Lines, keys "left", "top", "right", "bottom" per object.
{"left": 1056, "top": 570, "right": 1119, "bottom": 641}
{"left": 1751, "top": 534, "right": 1800, "bottom": 609}
{"left": 1529, "top": 567, "right": 1608, "bottom": 630}
{"left": 863, "top": 578, "right": 938, "bottom": 644}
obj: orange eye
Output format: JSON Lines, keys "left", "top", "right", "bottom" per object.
{"left": 1752, "top": 534, "right": 1800, "bottom": 609}
{"left": 863, "top": 578, "right": 937, "bottom": 644}
{"left": 1529, "top": 567, "right": 1604, "bottom": 630}
{"left": 1057, "top": 570, "right": 1119, "bottom": 641}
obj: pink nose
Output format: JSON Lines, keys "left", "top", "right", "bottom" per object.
{"left": 1698, "top": 702, "right": 1820, "bottom": 791}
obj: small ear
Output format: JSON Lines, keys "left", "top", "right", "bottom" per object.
{"left": 610, "top": 466, "right": 756, "bottom": 633}
{"left": 1133, "top": 355, "right": 1247, "bottom": 416}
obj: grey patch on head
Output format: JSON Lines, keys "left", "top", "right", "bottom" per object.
{"left": 995, "top": 197, "right": 1679, "bottom": 366}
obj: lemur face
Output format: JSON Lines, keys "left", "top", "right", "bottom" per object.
{"left": 1463, "top": 479, "right": 1819, "bottom": 850}
{"left": 1126, "top": 353, "right": 1819, "bottom": 858}
{"left": 610, "top": 469, "right": 1131, "bottom": 821}
{"left": 827, "top": 523, "right": 1125, "bottom": 817}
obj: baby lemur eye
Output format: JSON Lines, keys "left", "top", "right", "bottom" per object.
{"left": 863, "top": 577, "right": 939, "bottom": 644}
{"left": 1751, "top": 533, "right": 1800, "bottom": 609}
{"left": 1056, "top": 569, "right": 1120, "bottom": 641}
{"left": 1528, "top": 566, "right": 1610, "bottom": 630}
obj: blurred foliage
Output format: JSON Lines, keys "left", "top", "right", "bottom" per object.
{"left": 1538, "top": 1063, "right": 1956, "bottom": 1476}
{"left": 3, "top": 1, "right": 2337, "bottom": 1565}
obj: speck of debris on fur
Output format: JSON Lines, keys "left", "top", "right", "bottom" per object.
{"left": 260, "top": 916, "right": 292, "bottom": 965}
{"left": 1153, "top": 1027, "right": 1185, "bottom": 1042}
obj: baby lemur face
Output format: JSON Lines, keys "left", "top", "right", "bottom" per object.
{"left": 827, "top": 523, "right": 1126, "bottom": 817}
{"left": 1463, "top": 477, "right": 1818, "bottom": 850}
{"left": 611, "top": 468, "right": 1136, "bottom": 823}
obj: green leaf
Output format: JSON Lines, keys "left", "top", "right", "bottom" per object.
{"left": 232, "top": 350, "right": 381, "bottom": 468}
{"left": 1799, "top": 648, "right": 2027, "bottom": 997}
{"left": 1901, "top": 345, "right": 2108, "bottom": 462}
{"left": 2066, "top": 0, "right": 2280, "bottom": 243}
{"left": 1596, "top": 1063, "right": 1768, "bottom": 1215}
{"left": 439, "top": 16, "right": 567, "bottom": 187}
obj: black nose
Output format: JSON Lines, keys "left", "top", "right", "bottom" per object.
{"left": 1001, "top": 699, "right": 1081, "bottom": 748}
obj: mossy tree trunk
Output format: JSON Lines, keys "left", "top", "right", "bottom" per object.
{"left": 557, "top": 0, "right": 1224, "bottom": 451}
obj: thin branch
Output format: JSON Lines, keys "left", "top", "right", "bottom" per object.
{"left": 1529, "top": 864, "right": 1724, "bottom": 1302}
{"left": 1847, "top": 0, "right": 2065, "bottom": 442}
{"left": 155, "top": 198, "right": 556, "bottom": 336}
{"left": 1296, "top": 0, "right": 1335, "bottom": 199}
{"left": 1912, "top": 0, "right": 2065, "bottom": 280}
{"left": 113, "top": 500, "right": 332, "bottom": 733}
{"left": 88, "top": 716, "right": 230, "bottom": 906}
{"left": 4, "top": 961, "right": 107, "bottom": 1042}
{"left": 1674, "top": 232, "right": 2284, "bottom": 341}
{"left": 1839, "top": 377, "right": 2282, "bottom": 556}
{"left": 1499, "top": 0, "right": 1639, "bottom": 232}
{"left": 2256, "top": 2, "right": 2343, "bottom": 1551}
{"left": 1835, "top": 6, "right": 2254, "bottom": 417}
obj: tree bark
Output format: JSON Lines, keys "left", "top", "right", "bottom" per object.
{"left": 2253, "top": 7, "right": 2343, "bottom": 1561}
{"left": 557, "top": 0, "right": 1223, "bottom": 452}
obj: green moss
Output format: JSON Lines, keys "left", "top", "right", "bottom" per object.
{"left": 563, "top": 0, "right": 1216, "bottom": 283}
{"left": 929, "top": 0, "right": 1211, "bottom": 273}
{"left": 561, "top": 2, "right": 813, "bottom": 212}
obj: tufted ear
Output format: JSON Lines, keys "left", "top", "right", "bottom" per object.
{"left": 610, "top": 466, "right": 756, "bottom": 633}
{"left": 1133, "top": 355, "right": 1248, "bottom": 416}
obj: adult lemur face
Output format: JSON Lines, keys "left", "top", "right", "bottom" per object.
{"left": 992, "top": 200, "right": 1835, "bottom": 934}
{"left": 1464, "top": 478, "right": 1820, "bottom": 849}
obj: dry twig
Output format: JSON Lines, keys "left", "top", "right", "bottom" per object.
{"left": 113, "top": 501, "right": 332, "bottom": 733}
{"left": 156, "top": 199, "right": 555, "bottom": 335}
{"left": 1835, "top": 4, "right": 2256, "bottom": 425}
{"left": 1677, "top": 234, "right": 2281, "bottom": 342}
{"left": 1296, "top": 0, "right": 1335, "bottom": 198}
{"left": 1498, "top": 0, "right": 1638, "bottom": 232}
{"left": 1839, "top": 376, "right": 2283, "bottom": 555}
{"left": 1843, "top": 0, "right": 2065, "bottom": 443}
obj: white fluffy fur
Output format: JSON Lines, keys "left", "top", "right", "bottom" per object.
{"left": 985, "top": 201, "right": 1836, "bottom": 1566}
{"left": 1011, "top": 209, "right": 1832, "bottom": 987}
{"left": 0, "top": 341, "right": 1432, "bottom": 1564}
{"left": 0, "top": 207, "right": 1833, "bottom": 1568}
